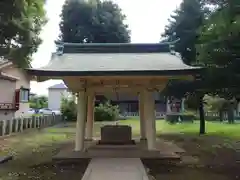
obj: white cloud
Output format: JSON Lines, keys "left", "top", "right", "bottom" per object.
{"left": 30, "top": 0, "right": 182, "bottom": 95}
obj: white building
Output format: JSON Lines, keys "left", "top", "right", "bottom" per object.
{"left": 0, "top": 59, "right": 30, "bottom": 119}
{"left": 48, "top": 83, "right": 69, "bottom": 110}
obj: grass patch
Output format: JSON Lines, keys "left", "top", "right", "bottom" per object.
{"left": 0, "top": 126, "right": 76, "bottom": 180}
{"left": 119, "top": 119, "right": 240, "bottom": 138}
{"left": 0, "top": 120, "right": 239, "bottom": 180}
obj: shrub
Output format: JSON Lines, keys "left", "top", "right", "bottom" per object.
{"left": 94, "top": 101, "right": 119, "bottom": 121}
{"left": 61, "top": 97, "right": 77, "bottom": 121}
{"left": 165, "top": 112, "right": 195, "bottom": 124}
{"left": 61, "top": 98, "right": 119, "bottom": 122}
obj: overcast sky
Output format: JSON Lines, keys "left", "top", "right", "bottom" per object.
{"left": 30, "top": 0, "right": 182, "bottom": 95}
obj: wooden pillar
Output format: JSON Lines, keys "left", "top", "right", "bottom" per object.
{"left": 139, "top": 92, "right": 146, "bottom": 140}
{"left": 85, "top": 91, "right": 95, "bottom": 141}
{"left": 144, "top": 90, "right": 156, "bottom": 150}
{"left": 75, "top": 91, "right": 87, "bottom": 151}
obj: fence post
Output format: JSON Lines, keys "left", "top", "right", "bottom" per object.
{"left": 53, "top": 115, "right": 56, "bottom": 125}
{"left": 43, "top": 116, "right": 46, "bottom": 127}
{"left": 38, "top": 116, "right": 40, "bottom": 128}
{"left": 32, "top": 116, "right": 36, "bottom": 128}
{"left": 39, "top": 116, "right": 41, "bottom": 128}
{"left": 50, "top": 115, "right": 52, "bottom": 126}
{"left": 49, "top": 115, "right": 52, "bottom": 126}
{"left": 2, "top": 120, "right": 6, "bottom": 136}
{"left": 47, "top": 115, "right": 49, "bottom": 126}
{"left": 46, "top": 116, "right": 49, "bottom": 126}
{"left": 45, "top": 116, "right": 48, "bottom": 127}
{"left": 26, "top": 117, "right": 29, "bottom": 129}
{"left": 41, "top": 116, "right": 44, "bottom": 127}
{"left": 20, "top": 117, "right": 24, "bottom": 131}
{"left": 55, "top": 115, "right": 58, "bottom": 124}
{"left": 0, "top": 120, "right": 3, "bottom": 136}
{"left": 29, "top": 117, "right": 32, "bottom": 128}
{"left": 15, "top": 118, "right": 18, "bottom": 132}
{"left": 35, "top": 116, "right": 38, "bottom": 128}
{"left": 40, "top": 116, "right": 43, "bottom": 127}
{"left": 9, "top": 118, "right": 13, "bottom": 134}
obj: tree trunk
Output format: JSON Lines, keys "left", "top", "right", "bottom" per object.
{"left": 199, "top": 95, "right": 205, "bottom": 135}
{"left": 227, "top": 105, "right": 234, "bottom": 124}
{"left": 219, "top": 110, "right": 223, "bottom": 122}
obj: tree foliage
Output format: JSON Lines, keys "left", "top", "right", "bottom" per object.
{"left": 61, "top": 97, "right": 77, "bottom": 121}
{"left": 162, "top": 0, "right": 206, "bottom": 65}
{"left": 162, "top": 0, "right": 240, "bottom": 97}
{"left": 0, "top": 0, "right": 46, "bottom": 68}
{"left": 59, "top": 0, "right": 130, "bottom": 43}
{"left": 95, "top": 101, "right": 119, "bottom": 121}
{"left": 30, "top": 95, "right": 48, "bottom": 109}
{"left": 197, "top": 1, "right": 240, "bottom": 67}
{"left": 196, "top": 0, "right": 240, "bottom": 104}
{"left": 163, "top": 0, "right": 240, "bottom": 126}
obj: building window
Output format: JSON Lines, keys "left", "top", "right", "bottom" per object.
{"left": 20, "top": 88, "right": 29, "bottom": 102}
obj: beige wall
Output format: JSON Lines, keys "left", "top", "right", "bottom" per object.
{"left": 0, "top": 112, "right": 15, "bottom": 121}
{"left": 2, "top": 67, "right": 30, "bottom": 118}
{"left": 0, "top": 78, "right": 16, "bottom": 103}
{"left": 0, "top": 78, "right": 16, "bottom": 120}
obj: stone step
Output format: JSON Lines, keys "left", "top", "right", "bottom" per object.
{"left": 89, "top": 144, "right": 138, "bottom": 150}
{"left": 81, "top": 158, "right": 149, "bottom": 180}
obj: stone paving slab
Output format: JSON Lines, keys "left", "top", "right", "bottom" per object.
{"left": 81, "top": 158, "right": 149, "bottom": 180}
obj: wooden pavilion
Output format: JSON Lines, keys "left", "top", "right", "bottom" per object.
{"left": 27, "top": 42, "right": 202, "bottom": 152}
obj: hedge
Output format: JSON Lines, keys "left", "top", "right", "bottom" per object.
{"left": 94, "top": 102, "right": 119, "bottom": 121}
{"left": 165, "top": 112, "right": 195, "bottom": 124}
{"left": 61, "top": 98, "right": 119, "bottom": 122}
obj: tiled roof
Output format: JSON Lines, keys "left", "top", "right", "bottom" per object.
{"left": 26, "top": 43, "right": 202, "bottom": 77}
{"left": 43, "top": 52, "right": 199, "bottom": 72}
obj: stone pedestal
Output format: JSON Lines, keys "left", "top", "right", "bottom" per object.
{"left": 98, "top": 125, "right": 134, "bottom": 145}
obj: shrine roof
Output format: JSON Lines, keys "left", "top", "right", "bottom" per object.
{"left": 27, "top": 42, "right": 203, "bottom": 77}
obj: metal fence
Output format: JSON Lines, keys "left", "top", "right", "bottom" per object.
{"left": 205, "top": 111, "right": 240, "bottom": 121}
{"left": 0, "top": 115, "right": 62, "bottom": 137}
{"left": 122, "top": 112, "right": 166, "bottom": 119}
{"left": 123, "top": 111, "right": 240, "bottom": 121}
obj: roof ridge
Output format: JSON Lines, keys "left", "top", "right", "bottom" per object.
{"left": 55, "top": 42, "right": 172, "bottom": 54}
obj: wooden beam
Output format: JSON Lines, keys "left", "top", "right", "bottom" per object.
{"left": 63, "top": 76, "right": 171, "bottom": 93}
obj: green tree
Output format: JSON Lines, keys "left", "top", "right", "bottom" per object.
{"left": 162, "top": 0, "right": 206, "bottom": 65}
{"left": 162, "top": 0, "right": 209, "bottom": 134}
{"left": 30, "top": 95, "right": 48, "bottom": 109}
{"left": 61, "top": 97, "right": 77, "bottom": 121}
{"left": 0, "top": 0, "right": 47, "bottom": 68}
{"left": 197, "top": 1, "right": 240, "bottom": 67}
{"left": 196, "top": 0, "right": 240, "bottom": 122}
{"left": 59, "top": 0, "right": 130, "bottom": 43}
